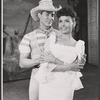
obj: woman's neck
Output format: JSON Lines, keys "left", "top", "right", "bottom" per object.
{"left": 60, "top": 33, "right": 73, "bottom": 40}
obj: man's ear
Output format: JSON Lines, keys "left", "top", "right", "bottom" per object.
{"left": 38, "top": 13, "right": 41, "bottom": 19}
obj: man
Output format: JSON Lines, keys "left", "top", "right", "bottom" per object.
{"left": 19, "top": 0, "right": 86, "bottom": 100}
{"left": 19, "top": 0, "right": 62, "bottom": 100}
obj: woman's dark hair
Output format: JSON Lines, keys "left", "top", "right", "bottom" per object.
{"left": 57, "top": 7, "right": 79, "bottom": 33}
{"left": 57, "top": 7, "right": 77, "bottom": 19}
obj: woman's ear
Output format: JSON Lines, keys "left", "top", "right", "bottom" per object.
{"left": 72, "top": 18, "right": 76, "bottom": 28}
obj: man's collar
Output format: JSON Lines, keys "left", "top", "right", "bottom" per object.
{"left": 38, "top": 26, "right": 53, "bottom": 32}
{"left": 37, "top": 27, "right": 54, "bottom": 37}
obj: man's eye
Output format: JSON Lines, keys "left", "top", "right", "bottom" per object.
{"left": 59, "top": 20, "right": 62, "bottom": 23}
{"left": 45, "top": 12, "right": 49, "bottom": 16}
{"left": 51, "top": 14, "right": 55, "bottom": 17}
{"left": 46, "top": 13, "right": 49, "bottom": 16}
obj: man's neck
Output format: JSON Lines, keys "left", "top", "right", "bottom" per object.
{"left": 39, "top": 25, "right": 51, "bottom": 31}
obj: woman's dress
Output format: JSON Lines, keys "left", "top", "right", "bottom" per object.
{"left": 34, "top": 32, "right": 85, "bottom": 100}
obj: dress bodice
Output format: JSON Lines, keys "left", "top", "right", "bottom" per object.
{"left": 49, "top": 33, "right": 85, "bottom": 64}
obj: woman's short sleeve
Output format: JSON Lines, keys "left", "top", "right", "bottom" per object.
{"left": 19, "top": 34, "right": 31, "bottom": 53}
{"left": 76, "top": 40, "right": 85, "bottom": 60}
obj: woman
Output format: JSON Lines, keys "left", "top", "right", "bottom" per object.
{"left": 34, "top": 7, "right": 86, "bottom": 100}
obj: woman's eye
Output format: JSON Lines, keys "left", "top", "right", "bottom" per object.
{"left": 65, "top": 20, "right": 69, "bottom": 22}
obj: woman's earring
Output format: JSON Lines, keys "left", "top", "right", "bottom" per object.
{"left": 73, "top": 27, "right": 75, "bottom": 31}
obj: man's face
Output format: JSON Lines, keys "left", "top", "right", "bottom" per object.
{"left": 38, "top": 11, "right": 55, "bottom": 27}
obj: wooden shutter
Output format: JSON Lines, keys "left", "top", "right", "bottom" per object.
{"left": 88, "top": 0, "right": 98, "bottom": 66}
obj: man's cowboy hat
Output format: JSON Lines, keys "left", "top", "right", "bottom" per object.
{"left": 30, "top": 0, "right": 61, "bottom": 21}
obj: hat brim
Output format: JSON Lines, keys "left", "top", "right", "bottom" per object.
{"left": 30, "top": 6, "right": 58, "bottom": 21}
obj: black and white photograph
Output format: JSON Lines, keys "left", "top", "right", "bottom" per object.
{"left": 3, "top": 0, "right": 98, "bottom": 100}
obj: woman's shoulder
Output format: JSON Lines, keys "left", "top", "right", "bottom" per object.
{"left": 75, "top": 40, "right": 85, "bottom": 55}
{"left": 75, "top": 39, "right": 85, "bottom": 47}
{"left": 77, "top": 40, "right": 85, "bottom": 44}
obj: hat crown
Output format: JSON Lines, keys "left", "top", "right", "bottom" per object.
{"left": 39, "top": 0, "right": 53, "bottom": 7}
{"left": 39, "top": 0, "right": 52, "bottom": 3}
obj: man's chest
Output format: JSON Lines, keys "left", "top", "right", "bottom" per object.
{"left": 36, "top": 33, "right": 47, "bottom": 47}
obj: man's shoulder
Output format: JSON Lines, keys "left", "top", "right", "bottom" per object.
{"left": 23, "top": 29, "right": 37, "bottom": 39}
{"left": 27, "top": 30, "right": 37, "bottom": 36}
{"left": 53, "top": 29, "right": 61, "bottom": 37}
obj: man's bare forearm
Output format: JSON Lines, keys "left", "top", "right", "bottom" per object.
{"left": 50, "top": 58, "right": 69, "bottom": 72}
{"left": 55, "top": 58, "right": 64, "bottom": 65}
{"left": 52, "top": 64, "right": 70, "bottom": 72}
{"left": 19, "top": 58, "right": 40, "bottom": 68}
{"left": 51, "top": 55, "right": 86, "bottom": 72}
{"left": 49, "top": 59, "right": 82, "bottom": 72}
{"left": 52, "top": 63, "right": 82, "bottom": 72}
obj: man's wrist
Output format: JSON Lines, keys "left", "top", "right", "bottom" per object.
{"left": 54, "top": 58, "right": 57, "bottom": 64}
{"left": 33, "top": 58, "right": 41, "bottom": 65}
{"left": 64, "top": 62, "right": 66, "bottom": 65}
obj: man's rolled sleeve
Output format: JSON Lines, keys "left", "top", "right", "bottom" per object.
{"left": 19, "top": 34, "right": 31, "bottom": 53}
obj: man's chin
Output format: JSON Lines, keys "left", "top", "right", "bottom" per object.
{"left": 46, "top": 24, "right": 52, "bottom": 27}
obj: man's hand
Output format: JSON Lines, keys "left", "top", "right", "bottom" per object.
{"left": 65, "top": 63, "right": 84, "bottom": 72}
{"left": 73, "top": 54, "right": 86, "bottom": 64}
{"left": 40, "top": 52, "right": 64, "bottom": 65}
{"left": 40, "top": 52, "right": 56, "bottom": 63}
{"left": 78, "top": 54, "right": 86, "bottom": 65}
{"left": 68, "top": 54, "right": 86, "bottom": 71}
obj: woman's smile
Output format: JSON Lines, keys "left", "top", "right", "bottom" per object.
{"left": 60, "top": 27, "right": 68, "bottom": 31}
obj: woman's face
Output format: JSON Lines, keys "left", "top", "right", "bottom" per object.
{"left": 58, "top": 16, "right": 75, "bottom": 34}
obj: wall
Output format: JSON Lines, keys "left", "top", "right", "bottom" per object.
{"left": 87, "top": 0, "right": 98, "bottom": 66}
